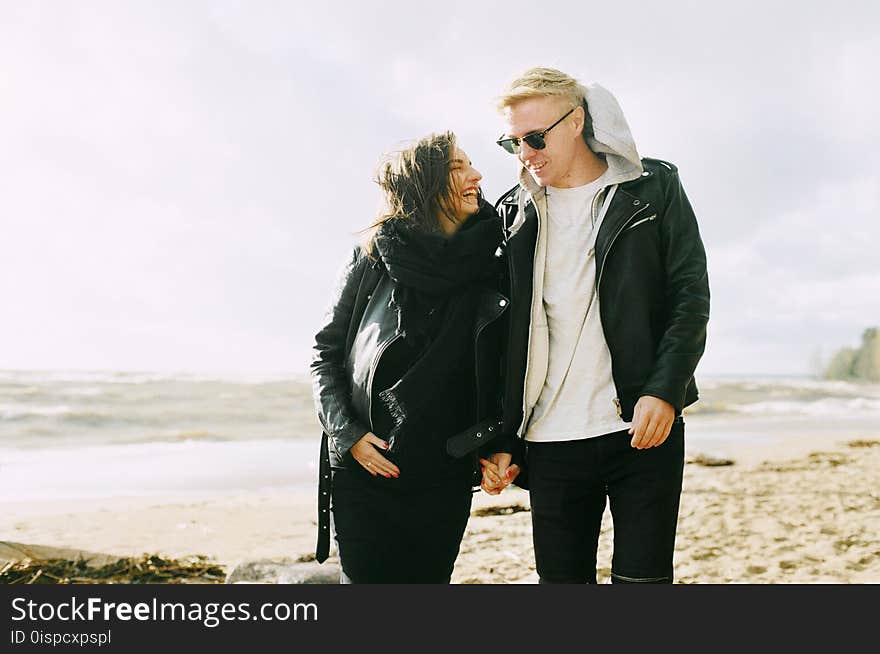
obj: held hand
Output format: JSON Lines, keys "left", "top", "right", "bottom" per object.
{"left": 628, "top": 395, "right": 675, "bottom": 449}
{"left": 492, "top": 452, "right": 521, "bottom": 486}
{"left": 478, "top": 458, "right": 503, "bottom": 494}
{"left": 479, "top": 453, "right": 520, "bottom": 495}
{"left": 350, "top": 432, "right": 400, "bottom": 478}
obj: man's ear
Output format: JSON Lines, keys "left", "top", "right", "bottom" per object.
{"left": 571, "top": 105, "right": 586, "bottom": 137}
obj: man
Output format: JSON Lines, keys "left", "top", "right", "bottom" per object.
{"left": 481, "top": 67, "right": 709, "bottom": 584}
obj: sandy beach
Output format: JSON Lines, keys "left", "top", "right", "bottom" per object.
{"left": 456, "top": 432, "right": 880, "bottom": 584}
{"left": 3, "top": 424, "right": 879, "bottom": 584}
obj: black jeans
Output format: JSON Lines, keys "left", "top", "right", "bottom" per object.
{"left": 331, "top": 468, "right": 473, "bottom": 583}
{"left": 527, "top": 420, "right": 685, "bottom": 584}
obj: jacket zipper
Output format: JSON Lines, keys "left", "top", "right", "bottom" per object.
{"left": 598, "top": 201, "right": 651, "bottom": 418}
{"left": 474, "top": 297, "right": 508, "bottom": 418}
{"left": 625, "top": 213, "right": 657, "bottom": 231}
{"left": 504, "top": 255, "right": 519, "bottom": 432}
{"left": 516, "top": 198, "right": 543, "bottom": 437}
{"left": 501, "top": 195, "right": 529, "bottom": 437}
{"left": 597, "top": 202, "right": 651, "bottom": 290}
{"left": 366, "top": 333, "right": 401, "bottom": 431}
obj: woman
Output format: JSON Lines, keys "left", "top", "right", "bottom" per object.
{"left": 310, "top": 132, "right": 510, "bottom": 583}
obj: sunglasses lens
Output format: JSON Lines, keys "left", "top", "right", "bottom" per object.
{"left": 523, "top": 134, "right": 546, "bottom": 150}
{"left": 498, "top": 139, "right": 520, "bottom": 154}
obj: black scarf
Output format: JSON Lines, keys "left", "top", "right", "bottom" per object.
{"left": 373, "top": 201, "right": 502, "bottom": 450}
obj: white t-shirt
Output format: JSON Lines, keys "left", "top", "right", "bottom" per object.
{"left": 525, "top": 173, "right": 631, "bottom": 442}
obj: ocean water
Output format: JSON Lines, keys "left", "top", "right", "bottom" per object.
{"left": 681, "top": 376, "right": 880, "bottom": 455}
{"left": 1, "top": 370, "right": 878, "bottom": 501}
{"left": 0, "top": 370, "right": 319, "bottom": 449}
{"left": 686, "top": 376, "right": 880, "bottom": 419}
{"left": 0, "top": 370, "right": 322, "bottom": 501}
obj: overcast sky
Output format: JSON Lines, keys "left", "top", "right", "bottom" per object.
{"left": 1, "top": 1, "right": 878, "bottom": 376}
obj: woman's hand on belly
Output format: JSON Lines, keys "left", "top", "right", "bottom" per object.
{"left": 350, "top": 432, "right": 401, "bottom": 479}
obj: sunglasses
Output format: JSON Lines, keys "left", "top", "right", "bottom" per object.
{"left": 496, "top": 107, "right": 576, "bottom": 154}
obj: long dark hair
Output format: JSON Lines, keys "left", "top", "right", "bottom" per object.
{"left": 363, "top": 131, "right": 460, "bottom": 256}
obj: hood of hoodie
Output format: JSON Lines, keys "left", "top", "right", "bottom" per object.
{"left": 518, "top": 82, "right": 643, "bottom": 195}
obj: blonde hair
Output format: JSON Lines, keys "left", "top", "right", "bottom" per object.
{"left": 496, "top": 67, "right": 595, "bottom": 143}
{"left": 496, "top": 67, "right": 586, "bottom": 112}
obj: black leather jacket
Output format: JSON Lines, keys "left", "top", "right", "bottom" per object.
{"left": 497, "top": 157, "right": 710, "bottom": 437}
{"left": 310, "top": 243, "right": 509, "bottom": 469}
{"left": 310, "top": 207, "right": 510, "bottom": 562}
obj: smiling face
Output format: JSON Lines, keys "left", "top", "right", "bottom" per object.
{"left": 502, "top": 95, "right": 584, "bottom": 188}
{"left": 446, "top": 146, "right": 483, "bottom": 222}
{"left": 369, "top": 132, "right": 481, "bottom": 248}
